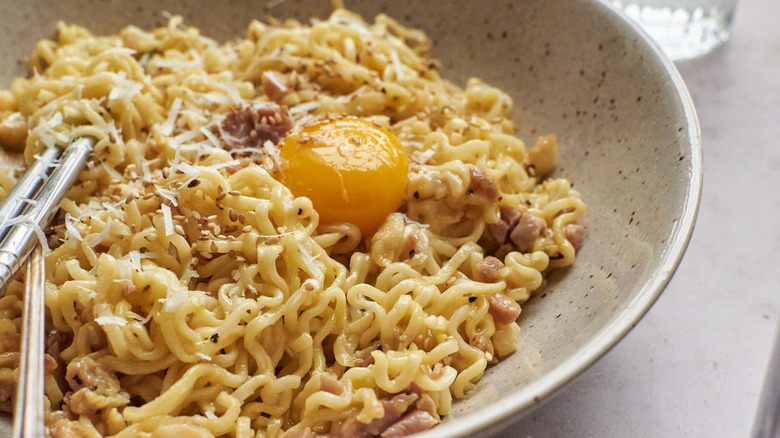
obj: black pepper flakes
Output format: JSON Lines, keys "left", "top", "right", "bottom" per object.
{"left": 188, "top": 179, "right": 200, "bottom": 188}
{"left": 468, "top": 296, "right": 477, "bottom": 303}
{"left": 413, "top": 191, "right": 419, "bottom": 199}
{"left": 210, "top": 333, "right": 219, "bottom": 343}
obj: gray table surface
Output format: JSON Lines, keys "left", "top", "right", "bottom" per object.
{"left": 499, "top": 0, "right": 780, "bottom": 436}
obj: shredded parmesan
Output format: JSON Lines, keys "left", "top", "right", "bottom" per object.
{"left": 64, "top": 213, "right": 82, "bottom": 249}
{"left": 297, "top": 242, "right": 324, "bottom": 285}
{"left": 95, "top": 315, "right": 128, "bottom": 326}
{"left": 128, "top": 251, "right": 142, "bottom": 271}
{"left": 107, "top": 71, "right": 144, "bottom": 109}
{"left": 195, "top": 352, "right": 212, "bottom": 361}
{"left": 206, "top": 159, "right": 241, "bottom": 171}
{"left": 162, "top": 204, "right": 174, "bottom": 236}
{"left": 88, "top": 216, "right": 113, "bottom": 247}
{"left": 155, "top": 184, "right": 179, "bottom": 206}
{"left": 2, "top": 215, "right": 51, "bottom": 256}
{"left": 128, "top": 311, "right": 153, "bottom": 325}
{"left": 390, "top": 50, "right": 405, "bottom": 81}
{"left": 289, "top": 101, "right": 320, "bottom": 115}
{"left": 165, "top": 285, "right": 189, "bottom": 312}
{"left": 161, "top": 97, "right": 183, "bottom": 136}
{"left": 262, "top": 71, "right": 288, "bottom": 93}
{"left": 222, "top": 82, "right": 243, "bottom": 104}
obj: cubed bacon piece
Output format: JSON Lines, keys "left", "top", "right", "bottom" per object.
{"left": 499, "top": 206, "right": 522, "bottom": 228}
{"left": 66, "top": 357, "right": 119, "bottom": 393}
{"left": 564, "top": 223, "right": 585, "bottom": 251}
{"left": 261, "top": 71, "right": 290, "bottom": 102}
{"left": 488, "top": 220, "right": 511, "bottom": 244}
{"left": 475, "top": 256, "right": 504, "bottom": 283}
{"left": 340, "top": 392, "right": 419, "bottom": 438}
{"left": 508, "top": 213, "right": 546, "bottom": 252}
{"left": 50, "top": 418, "right": 96, "bottom": 438}
{"left": 320, "top": 374, "right": 345, "bottom": 395}
{"left": 0, "top": 380, "right": 12, "bottom": 403}
{"left": 381, "top": 410, "right": 439, "bottom": 438}
{"left": 284, "top": 428, "right": 316, "bottom": 438}
{"left": 47, "top": 329, "right": 73, "bottom": 396}
{"left": 468, "top": 166, "right": 499, "bottom": 200}
{"left": 218, "top": 102, "right": 292, "bottom": 149}
{"left": 487, "top": 293, "right": 522, "bottom": 324}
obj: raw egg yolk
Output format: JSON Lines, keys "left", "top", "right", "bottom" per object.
{"left": 280, "top": 117, "right": 409, "bottom": 235}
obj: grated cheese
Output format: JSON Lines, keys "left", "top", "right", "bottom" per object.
{"left": 107, "top": 71, "right": 144, "bottom": 109}
{"left": 222, "top": 82, "right": 243, "bottom": 104}
{"left": 162, "top": 204, "right": 174, "bottom": 237}
{"left": 206, "top": 159, "right": 241, "bottom": 171}
{"left": 297, "top": 242, "right": 324, "bottom": 286}
{"left": 127, "top": 250, "right": 142, "bottom": 271}
{"left": 155, "top": 184, "right": 179, "bottom": 207}
{"left": 390, "top": 50, "right": 404, "bottom": 81}
{"left": 31, "top": 112, "right": 69, "bottom": 148}
{"left": 64, "top": 213, "right": 82, "bottom": 249}
{"left": 161, "top": 97, "right": 183, "bottom": 136}
{"left": 2, "top": 215, "right": 51, "bottom": 256}
{"left": 289, "top": 101, "right": 320, "bottom": 115}
{"left": 95, "top": 315, "right": 127, "bottom": 326}
{"left": 101, "top": 162, "right": 123, "bottom": 180}
{"left": 262, "top": 71, "right": 288, "bottom": 93}
{"left": 195, "top": 352, "right": 212, "bottom": 361}
{"left": 128, "top": 311, "right": 153, "bottom": 325}
{"left": 165, "top": 285, "right": 189, "bottom": 312}
{"left": 88, "top": 216, "right": 113, "bottom": 247}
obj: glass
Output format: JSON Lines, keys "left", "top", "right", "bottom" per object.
{"left": 612, "top": 0, "right": 737, "bottom": 60}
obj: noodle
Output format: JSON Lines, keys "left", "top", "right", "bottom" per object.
{"left": 0, "top": 9, "right": 585, "bottom": 438}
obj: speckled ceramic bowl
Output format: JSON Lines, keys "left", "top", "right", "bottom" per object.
{"left": 0, "top": 0, "right": 701, "bottom": 436}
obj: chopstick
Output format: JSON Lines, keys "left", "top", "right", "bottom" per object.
{"left": 0, "top": 137, "right": 94, "bottom": 435}
{"left": 0, "top": 136, "right": 94, "bottom": 293}
{"left": 0, "top": 146, "right": 61, "bottom": 235}
{"left": 12, "top": 244, "right": 45, "bottom": 438}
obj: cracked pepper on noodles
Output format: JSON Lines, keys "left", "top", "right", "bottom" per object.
{"left": 0, "top": 8, "right": 585, "bottom": 438}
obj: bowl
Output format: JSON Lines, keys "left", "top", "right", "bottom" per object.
{"left": 0, "top": 0, "right": 701, "bottom": 436}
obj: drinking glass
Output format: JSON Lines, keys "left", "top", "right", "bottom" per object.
{"left": 611, "top": 0, "right": 737, "bottom": 60}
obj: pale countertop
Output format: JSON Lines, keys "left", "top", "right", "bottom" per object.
{"left": 498, "top": 0, "right": 780, "bottom": 436}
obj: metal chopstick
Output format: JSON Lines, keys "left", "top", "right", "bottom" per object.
{"left": 12, "top": 244, "right": 45, "bottom": 438}
{"left": 0, "top": 136, "right": 94, "bottom": 293}
{"left": 0, "top": 147, "right": 61, "bottom": 235}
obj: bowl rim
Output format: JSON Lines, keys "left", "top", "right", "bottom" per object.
{"left": 415, "top": 1, "right": 703, "bottom": 436}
